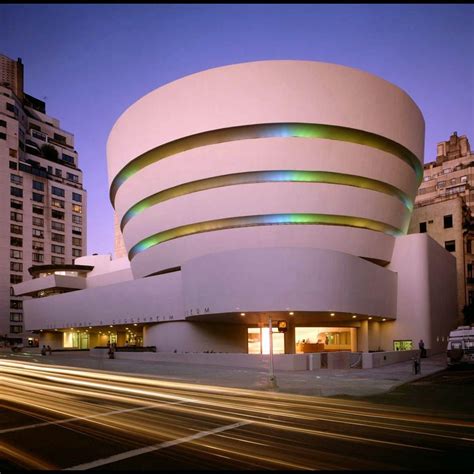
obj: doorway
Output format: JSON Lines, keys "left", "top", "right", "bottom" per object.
{"left": 248, "top": 327, "right": 284, "bottom": 354}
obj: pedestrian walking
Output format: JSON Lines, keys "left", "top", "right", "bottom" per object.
{"left": 47, "top": 345, "right": 52, "bottom": 355}
{"left": 41, "top": 345, "right": 47, "bottom": 356}
{"left": 418, "top": 339, "right": 426, "bottom": 358}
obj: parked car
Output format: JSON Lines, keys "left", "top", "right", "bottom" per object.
{"left": 447, "top": 326, "right": 474, "bottom": 366}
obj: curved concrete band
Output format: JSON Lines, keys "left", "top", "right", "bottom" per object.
{"left": 107, "top": 60, "right": 424, "bottom": 280}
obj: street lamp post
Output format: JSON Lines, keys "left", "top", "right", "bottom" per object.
{"left": 268, "top": 316, "right": 278, "bottom": 389}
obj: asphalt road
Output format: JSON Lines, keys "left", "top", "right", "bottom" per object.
{"left": 0, "top": 359, "right": 473, "bottom": 470}
{"left": 340, "top": 364, "right": 474, "bottom": 422}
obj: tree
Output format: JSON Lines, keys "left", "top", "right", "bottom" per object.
{"left": 40, "top": 143, "right": 58, "bottom": 161}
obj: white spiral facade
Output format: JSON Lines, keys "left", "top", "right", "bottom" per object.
{"left": 108, "top": 60, "right": 424, "bottom": 284}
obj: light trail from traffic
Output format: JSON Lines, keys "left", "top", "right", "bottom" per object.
{"left": 1, "top": 359, "right": 473, "bottom": 470}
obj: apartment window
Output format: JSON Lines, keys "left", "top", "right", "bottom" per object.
{"left": 10, "top": 186, "right": 23, "bottom": 198}
{"left": 437, "top": 181, "right": 446, "bottom": 189}
{"left": 444, "top": 215, "right": 453, "bottom": 229}
{"left": 10, "top": 199, "right": 22, "bottom": 210}
{"left": 10, "top": 211, "right": 22, "bottom": 222}
{"left": 32, "top": 216, "right": 44, "bottom": 227}
{"left": 62, "top": 154, "right": 75, "bottom": 164}
{"left": 55, "top": 169, "right": 62, "bottom": 177}
{"left": 10, "top": 325, "right": 23, "bottom": 334}
{"left": 0, "top": 119, "right": 6, "bottom": 127}
{"left": 51, "top": 198, "right": 65, "bottom": 209}
{"left": 51, "top": 244, "right": 65, "bottom": 255}
{"left": 445, "top": 240, "right": 455, "bottom": 252}
{"left": 52, "top": 233, "right": 65, "bottom": 243}
{"left": 10, "top": 174, "right": 22, "bottom": 185}
{"left": 72, "top": 237, "right": 82, "bottom": 246}
{"left": 52, "top": 221, "right": 65, "bottom": 231}
{"left": 32, "top": 240, "right": 44, "bottom": 251}
{"left": 32, "top": 229, "right": 44, "bottom": 238}
{"left": 32, "top": 192, "right": 44, "bottom": 203}
{"left": 9, "top": 287, "right": 14, "bottom": 296}
{"left": 419, "top": 222, "right": 427, "bottom": 233}
{"left": 447, "top": 185, "right": 465, "bottom": 197}
{"left": 72, "top": 215, "right": 82, "bottom": 224}
{"left": 468, "top": 263, "right": 473, "bottom": 279}
{"left": 10, "top": 249, "right": 22, "bottom": 259}
{"left": 10, "top": 237, "right": 22, "bottom": 247}
{"left": 6, "top": 102, "right": 15, "bottom": 112}
{"left": 72, "top": 226, "right": 82, "bottom": 235}
{"left": 461, "top": 176, "right": 468, "bottom": 183}
{"left": 9, "top": 148, "right": 17, "bottom": 158}
{"left": 72, "top": 192, "right": 82, "bottom": 202}
{"left": 52, "top": 209, "right": 65, "bottom": 220}
{"left": 10, "top": 313, "right": 23, "bottom": 322}
{"left": 32, "top": 253, "right": 44, "bottom": 263}
{"left": 72, "top": 204, "right": 82, "bottom": 214}
{"left": 54, "top": 133, "right": 67, "bottom": 144}
{"left": 31, "top": 130, "right": 46, "bottom": 142}
{"left": 72, "top": 248, "right": 82, "bottom": 257}
{"left": 9, "top": 161, "right": 17, "bottom": 170}
{"left": 52, "top": 256, "right": 65, "bottom": 265}
{"left": 67, "top": 172, "right": 79, "bottom": 183}
{"left": 10, "top": 224, "right": 22, "bottom": 235}
{"left": 47, "top": 166, "right": 53, "bottom": 174}
{"left": 10, "top": 274, "right": 22, "bottom": 284}
{"left": 10, "top": 300, "right": 22, "bottom": 310}
{"left": 32, "top": 206, "right": 44, "bottom": 215}
{"left": 0, "top": 132, "right": 6, "bottom": 140}
{"left": 443, "top": 168, "right": 452, "bottom": 174}
{"left": 32, "top": 180, "right": 44, "bottom": 191}
{"left": 52, "top": 186, "right": 65, "bottom": 197}
{"left": 10, "top": 262, "right": 23, "bottom": 272}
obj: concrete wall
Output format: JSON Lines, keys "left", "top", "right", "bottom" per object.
{"left": 143, "top": 321, "right": 248, "bottom": 353}
{"left": 409, "top": 197, "right": 466, "bottom": 322}
{"left": 107, "top": 60, "right": 424, "bottom": 279}
{"left": 88, "top": 350, "right": 417, "bottom": 371}
{"left": 368, "top": 321, "right": 382, "bottom": 351}
{"left": 23, "top": 271, "right": 183, "bottom": 330}
{"left": 38, "top": 331, "right": 62, "bottom": 349}
{"left": 75, "top": 255, "right": 134, "bottom": 287}
{"left": 385, "top": 233, "right": 457, "bottom": 353}
{"left": 362, "top": 349, "right": 420, "bottom": 368}
{"left": 108, "top": 60, "right": 424, "bottom": 182}
{"left": 90, "top": 350, "right": 320, "bottom": 371}
{"left": 181, "top": 247, "right": 397, "bottom": 318}
{"left": 14, "top": 274, "right": 86, "bottom": 296}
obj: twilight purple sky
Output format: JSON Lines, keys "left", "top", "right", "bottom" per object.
{"left": 1, "top": 4, "right": 473, "bottom": 255}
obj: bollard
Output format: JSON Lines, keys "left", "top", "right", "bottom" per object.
{"left": 412, "top": 357, "right": 420, "bottom": 375}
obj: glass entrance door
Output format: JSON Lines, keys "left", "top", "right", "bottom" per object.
{"left": 247, "top": 327, "right": 284, "bottom": 354}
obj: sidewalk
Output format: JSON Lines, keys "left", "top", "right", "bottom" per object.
{"left": 0, "top": 349, "right": 448, "bottom": 398}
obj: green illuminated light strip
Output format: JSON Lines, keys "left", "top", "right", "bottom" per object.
{"left": 121, "top": 170, "right": 413, "bottom": 231}
{"left": 110, "top": 123, "right": 422, "bottom": 206}
{"left": 128, "top": 213, "right": 402, "bottom": 260}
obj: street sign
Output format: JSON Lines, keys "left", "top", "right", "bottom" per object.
{"left": 277, "top": 320, "right": 288, "bottom": 333}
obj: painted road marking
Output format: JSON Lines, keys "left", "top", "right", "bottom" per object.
{"left": 65, "top": 420, "right": 252, "bottom": 470}
{"left": 0, "top": 401, "right": 184, "bottom": 435}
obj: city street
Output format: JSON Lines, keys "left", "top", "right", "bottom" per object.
{"left": 1, "top": 359, "right": 473, "bottom": 470}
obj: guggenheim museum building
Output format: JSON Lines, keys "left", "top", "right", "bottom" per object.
{"left": 15, "top": 60, "right": 457, "bottom": 357}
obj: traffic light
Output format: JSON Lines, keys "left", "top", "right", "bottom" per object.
{"left": 277, "top": 320, "right": 288, "bottom": 333}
